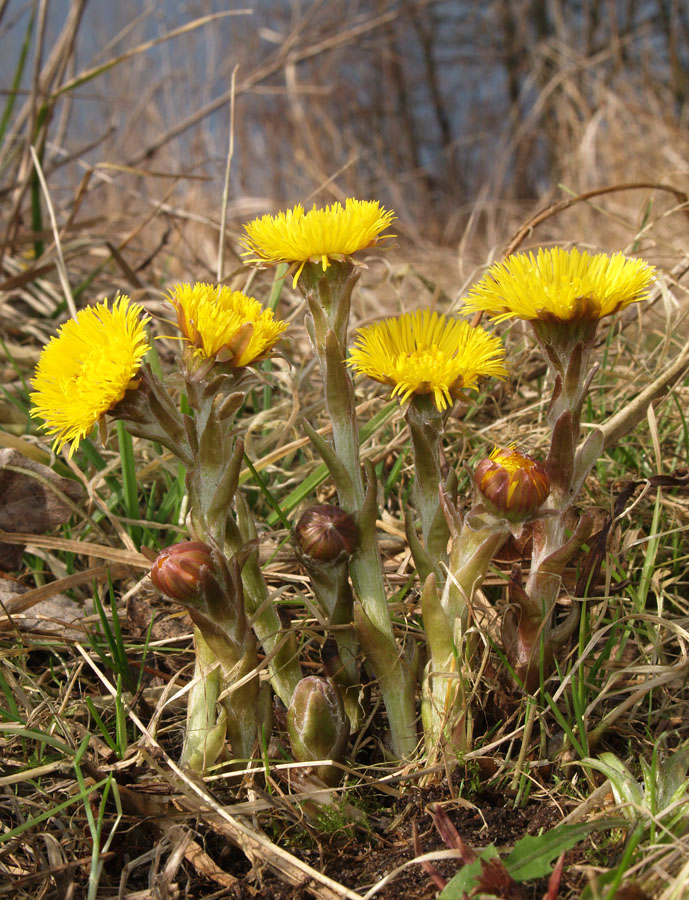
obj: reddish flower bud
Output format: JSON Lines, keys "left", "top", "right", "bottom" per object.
{"left": 475, "top": 446, "right": 550, "bottom": 522}
{"left": 150, "top": 541, "right": 214, "bottom": 605}
{"left": 294, "top": 504, "right": 358, "bottom": 563}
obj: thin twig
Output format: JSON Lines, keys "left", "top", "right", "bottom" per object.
{"left": 75, "top": 645, "right": 365, "bottom": 900}
{"left": 29, "top": 144, "right": 77, "bottom": 318}
{"left": 598, "top": 341, "right": 689, "bottom": 451}
{"left": 217, "top": 64, "right": 239, "bottom": 283}
{"left": 503, "top": 182, "right": 689, "bottom": 257}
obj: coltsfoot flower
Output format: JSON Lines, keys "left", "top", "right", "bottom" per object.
{"left": 463, "top": 247, "right": 655, "bottom": 323}
{"left": 30, "top": 295, "right": 150, "bottom": 456}
{"left": 348, "top": 310, "right": 507, "bottom": 411}
{"left": 240, "top": 199, "right": 395, "bottom": 286}
{"left": 475, "top": 446, "right": 550, "bottom": 522}
{"left": 168, "top": 283, "right": 287, "bottom": 365}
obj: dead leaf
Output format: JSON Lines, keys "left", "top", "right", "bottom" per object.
{"left": 0, "top": 450, "right": 83, "bottom": 571}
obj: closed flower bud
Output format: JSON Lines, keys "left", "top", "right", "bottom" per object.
{"left": 294, "top": 504, "right": 358, "bottom": 563}
{"left": 475, "top": 446, "right": 550, "bottom": 522}
{"left": 287, "top": 676, "right": 349, "bottom": 785}
{"left": 150, "top": 541, "right": 214, "bottom": 605}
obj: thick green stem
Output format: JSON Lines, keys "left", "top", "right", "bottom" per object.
{"left": 218, "top": 645, "right": 266, "bottom": 762}
{"left": 302, "top": 262, "right": 366, "bottom": 509}
{"left": 174, "top": 546, "right": 267, "bottom": 766}
{"left": 302, "top": 266, "right": 392, "bottom": 637}
{"left": 184, "top": 374, "right": 245, "bottom": 544}
{"left": 325, "top": 331, "right": 366, "bottom": 509}
{"left": 306, "top": 557, "right": 362, "bottom": 730}
{"left": 180, "top": 628, "right": 226, "bottom": 772}
{"left": 354, "top": 603, "right": 418, "bottom": 759}
{"left": 306, "top": 562, "right": 358, "bottom": 686}
{"left": 420, "top": 573, "right": 472, "bottom": 757}
{"left": 227, "top": 505, "right": 302, "bottom": 706}
{"left": 183, "top": 370, "right": 302, "bottom": 708}
{"left": 112, "top": 365, "right": 194, "bottom": 467}
{"left": 420, "top": 500, "right": 509, "bottom": 753}
{"left": 406, "top": 394, "right": 449, "bottom": 567}
{"left": 505, "top": 322, "right": 603, "bottom": 689}
{"left": 240, "top": 551, "right": 302, "bottom": 705}
{"left": 301, "top": 260, "right": 417, "bottom": 757}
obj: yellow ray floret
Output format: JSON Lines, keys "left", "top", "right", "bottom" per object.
{"left": 240, "top": 199, "right": 396, "bottom": 286}
{"left": 30, "top": 295, "right": 150, "bottom": 457}
{"left": 168, "top": 283, "right": 287, "bottom": 365}
{"left": 463, "top": 247, "right": 655, "bottom": 322}
{"left": 348, "top": 310, "right": 507, "bottom": 412}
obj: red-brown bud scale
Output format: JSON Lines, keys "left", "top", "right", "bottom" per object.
{"left": 294, "top": 504, "right": 358, "bottom": 563}
{"left": 475, "top": 446, "right": 550, "bottom": 522}
{"left": 150, "top": 540, "right": 214, "bottom": 605}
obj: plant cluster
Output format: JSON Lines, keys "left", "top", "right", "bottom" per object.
{"left": 30, "top": 198, "right": 660, "bottom": 781}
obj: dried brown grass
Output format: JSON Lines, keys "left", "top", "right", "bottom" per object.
{"left": 2, "top": 3, "right": 689, "bottom": 898}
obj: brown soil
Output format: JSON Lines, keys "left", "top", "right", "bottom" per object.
{"left": 142, "top": 786, "right": 584, "bottom": 900}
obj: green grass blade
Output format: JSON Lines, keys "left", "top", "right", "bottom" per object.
{"left": 30, "top": 157, "right": 44, "bottom": 259}
{"left": 88, "top": 578, "right": 136, "bottom": 693}
{"left": 0, "top": 8, "right": 34, "bottom": 147}
{"left": 543, "top": 692, "right": 586, "bottom": 759}
{"left": 265, "top": 400, "right": 398, "bottom": 525}
{"left": 116, "top": 420, "right": 141, "bottom": 544}
{"left": 262, "top": 263, "right": 288, "bottom": 410}
{"left": 505, "top": 820, "right": 606, "bottom": 881}
{"left": 0, "top": 775, "right": 112, "bottom": 844}
{"left": 635, "top": 490, "right": 661, "bottom": 612}
{"left": 384, "top": 446, "right": 407, "bottom": 500}
{"left": 85, "top": 697, "right": 118, "bottom": 753}
{"left": 115, "top": 674, "right": 128, "bottom": 758}
{"left": 0, "top": 724, "right": 73, "bottom": 755}
{"left": 243, "top": 452, "right": 291, "bottom": 531}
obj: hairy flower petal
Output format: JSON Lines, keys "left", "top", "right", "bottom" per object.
{"left": 168, "top": 282, "right": 287, "bottom": 365}
{"left": 348, "top": 310, "right": 507, "bottom": 412}
{"left": 240, "top": 199, "right": 395, "bottom": 285}
{"left": 30, "top": 295, "right": 150, "bottom": 457}
{"left": 464, "top": 247, "right": 655, "bottom": 322}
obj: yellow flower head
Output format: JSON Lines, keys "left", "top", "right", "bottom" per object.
{"left": 475, "top": 445, "right": 550, "bottom": 522}
{"left": 168, "top": 283, "right": 287, "bottom": 366}
{"left": 348, "top": 310, "right": 507, "bottom": 412}
{"left": 464, "top": 248, "right": 655, "bottom": 323}
{"left": 30, "top": 295, "right": 150, "bottom": 457}
{"left": 240, "top": 199, "right": 396, "bottom": 286}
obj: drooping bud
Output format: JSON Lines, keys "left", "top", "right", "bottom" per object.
{"left": 475, "top": 446, "right": 550, "bottom": 522}
{"left": 150, "top": 541, "right": 214, "bottom": 605}
{"left": 294, "top": 504, "right": 358, "bottom": 564}
{"left": 286, "top": 676, "right": 349, "bottom": 786}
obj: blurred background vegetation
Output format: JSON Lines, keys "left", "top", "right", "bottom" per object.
{"left": 2, "top": 0, "right": 688, "bottom": 285}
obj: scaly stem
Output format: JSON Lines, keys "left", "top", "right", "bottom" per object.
{"left": 228, "top": 501, "right": 302, "bottom": 706}
{"left": 406, "top": 394, "right": 450, "bottom": 568}
{"left": 180, "top": 628, "right": 226, "bottom": 772}
{"left": 300, "top": 260, "right": 417, "bottom": 758}
{"left": 506, "top": 321, "right": 601, "bottom": 689}
{"left": 304, "top": 559, "right": 361, "bottom": 728}
{"left": 421, "top": 499, "right": 510, "bottom": 756}
{"left": 184, "top": 368, "right": 301, "bottom": 708}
